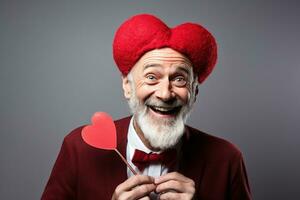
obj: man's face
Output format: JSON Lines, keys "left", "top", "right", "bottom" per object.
{"left": 122, "top": 48, "right": 197, "bottom": 150}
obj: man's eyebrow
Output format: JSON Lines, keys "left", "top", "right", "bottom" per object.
{"left": 175, "top": 65, "right": 192, "bottom": 76}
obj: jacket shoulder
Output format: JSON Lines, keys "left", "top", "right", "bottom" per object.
{"left": 185, "top": 125, "right": 242, "bottom": 162}
{"left": 63, "top": 125, "right": 85, "bottom": 146}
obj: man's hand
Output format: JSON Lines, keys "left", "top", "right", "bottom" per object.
{"left": 112, "top": 175, "right": 156, "bottom": 200}
{"left": 155, "top": 172, "right": 195, "bottom": 200}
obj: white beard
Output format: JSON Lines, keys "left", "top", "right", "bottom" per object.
{"left": 127, "top": 75, "right": 197, "bottom": 150}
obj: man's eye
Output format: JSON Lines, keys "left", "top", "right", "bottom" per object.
{"left": 175, "top": 77, "right": 184, "bottom": 81}
{"left": 173, "top": 76, "right": 187, "bottom": 86}
{"left": 146, "top": 75, "right": 156, "bottom": 80}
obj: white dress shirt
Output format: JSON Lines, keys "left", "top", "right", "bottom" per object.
{"left": 127, "top": 117, "right": 178, "bottom": 199}
{"left": 126, "top": 117, "right": 169, "bottom": 178}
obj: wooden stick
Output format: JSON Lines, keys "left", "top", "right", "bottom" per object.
{"left": 114, "top": 149, "right": 138, "bottom": 175}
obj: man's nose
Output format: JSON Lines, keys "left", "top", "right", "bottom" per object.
{"left": 155, "top": 79, "right": 174, "bottom": 101}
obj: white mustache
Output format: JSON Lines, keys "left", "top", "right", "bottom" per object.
{"left": 144, "top": 98, "right": 184, "bottom": 109}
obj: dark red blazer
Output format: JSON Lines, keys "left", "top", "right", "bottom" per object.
{"left": 41, "top": 116, "right": 252, "bottom": 200}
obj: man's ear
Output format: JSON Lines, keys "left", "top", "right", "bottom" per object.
{"left": 122, "top": 75, "right": 132, "bottom": 99}
{"left": 194, "top": 85, "right": 199, "bottom": 102}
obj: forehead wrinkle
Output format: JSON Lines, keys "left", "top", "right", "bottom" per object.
{"left": 142, "top": 60, "right": 192, "bottom": 76}
{"left": 134, "top": 48, "right": 194, "bottom": 78}
{"left": 142, "top": 55, "right": 191, "bottom": 64}
{"left": 141, "top": 57, "right": 192, "bottom": 72}
{"left": 142, "top": 63, "right": 163, "bottom": 71}
{"left": 142, "top": 49, "right": 192, "bottom": 64}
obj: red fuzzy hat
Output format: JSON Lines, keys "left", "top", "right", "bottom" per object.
{"left": 113, "top": 14, "right": 217, "bottom": 83}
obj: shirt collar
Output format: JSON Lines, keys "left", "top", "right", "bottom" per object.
{"left": 127, "top": 116, "right": 154, "bottom": 154}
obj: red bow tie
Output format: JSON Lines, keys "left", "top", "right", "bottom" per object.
{"left": 132, "top": 149, "right": 177, "bottom": 172}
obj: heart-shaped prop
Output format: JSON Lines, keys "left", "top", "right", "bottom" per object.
{"left": 82, "top": 112, "right": 116, "bottom": 150}
{"left": 81, "top": 112, "right": 137, "bottom": 174}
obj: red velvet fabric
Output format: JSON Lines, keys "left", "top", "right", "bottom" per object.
{"left": 132, "top": 149, "right": 177, "bottom": 172}
{"left": 41, "top": 116, "right": 252, "bottom": 200}
{"left": 113, "top": 14, "right": 217, "bottom": 83}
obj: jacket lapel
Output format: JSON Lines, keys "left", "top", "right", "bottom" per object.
{"left": 178, "top": 126, "right": 206, "bottom": 190}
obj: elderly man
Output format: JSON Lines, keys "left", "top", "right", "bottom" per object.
{"left": 42, "top": 14, "right": 252, "bottom": 200}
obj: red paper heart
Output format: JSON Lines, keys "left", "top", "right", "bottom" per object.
{"left": 81, "top": 112, "right": 116, "bottom": 150}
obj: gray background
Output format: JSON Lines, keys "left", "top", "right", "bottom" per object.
{"left": 1, "top": 0, "right": 299, "bottom": 199}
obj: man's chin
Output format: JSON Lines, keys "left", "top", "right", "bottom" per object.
{"left": 136, "top": 110, "right": 186, "bottom": 150}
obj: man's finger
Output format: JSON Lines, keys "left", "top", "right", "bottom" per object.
{"left": 156, "top": 180, "right": 182, "bottom": 193}
{"left": 155, "top": 180, "right": 195, "bottom": 194}
{"left": 138, "top": 196, "right": 150, "bottom": 200}
{"left": 116, "top": 175, "right": 154, "bottom": 192}
{"left": 158, "top": 191, "right": 181, "bottom": 200}
{"left": 122, "top": 183, "right": 155, "bottom": 200}
{"left": 155, "top": 172, "right": 192, "bottom": 184}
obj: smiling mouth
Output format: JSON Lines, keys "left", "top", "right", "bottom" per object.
{"left": 147, "top": 105, "right": 182, "bottom": 116}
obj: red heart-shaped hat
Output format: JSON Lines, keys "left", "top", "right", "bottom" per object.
{"left": 113, "top": 14, "right": 217, "bottom": 83}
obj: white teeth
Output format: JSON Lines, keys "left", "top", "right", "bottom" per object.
{"left": 153, "top": 106, "right": 173, "bottom": 112}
